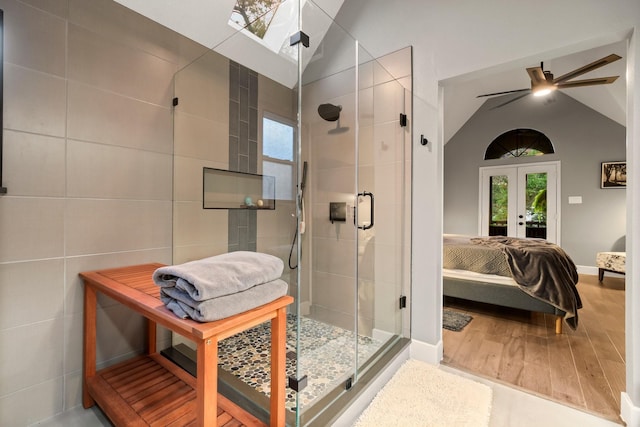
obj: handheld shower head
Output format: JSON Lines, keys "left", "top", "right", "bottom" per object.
{"left": 318, "top": 103, "right": 342, "bottom": 122}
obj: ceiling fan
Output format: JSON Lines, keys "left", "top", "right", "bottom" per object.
{"left": 477, "top": 53, "right": 622, "bottom": 98}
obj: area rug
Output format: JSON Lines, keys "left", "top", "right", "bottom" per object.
{"left": 443, "top": 308, "right": 473, "bottom": 331}
{"left": 354, "top": 359, "right": 492, "bottom": 427}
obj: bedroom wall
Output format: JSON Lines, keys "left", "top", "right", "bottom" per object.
{"left": 443, "top": 91, "right": 626, "bottom": 267}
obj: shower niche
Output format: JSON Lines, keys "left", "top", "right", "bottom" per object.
{"left": 202, "top": 167, "right": 275, "bottom": 210}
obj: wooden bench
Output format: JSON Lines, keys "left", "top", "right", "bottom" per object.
{"left": 81, "top": 263, "right": 293, "bottom": 427}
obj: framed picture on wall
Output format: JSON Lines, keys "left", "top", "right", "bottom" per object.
{"left": 601, "top": 161, "right": 626, "bottom": 188}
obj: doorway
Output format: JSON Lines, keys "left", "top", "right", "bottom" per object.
{"left": 479, "top": 161, "right": 560, "bottom": 243}
{"left": 441, "top": 39, "right": 628, "bottom": 422}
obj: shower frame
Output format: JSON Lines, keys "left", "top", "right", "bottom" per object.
{"left": 169, "top": 1, "right": 412, "bottom": 425}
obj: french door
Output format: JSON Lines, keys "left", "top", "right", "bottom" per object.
{"left": 479, "top": 162, "right": 560, "bottom": 243}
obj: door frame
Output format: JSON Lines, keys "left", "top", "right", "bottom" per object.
{"left": 478, "top": 160, "right": 561, "bottom": 244}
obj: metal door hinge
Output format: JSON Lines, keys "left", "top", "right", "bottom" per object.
{"left": 399, "top": 295, "right": 407, "bottom": 309}
{"left": 172, "top": 97, "right": 179, "bottom": 107}
{"left": 290, "top": 31, "right": 309, "bottom": 48}
{"left": 288, "top": 375, "right": 308, "bottom": 392}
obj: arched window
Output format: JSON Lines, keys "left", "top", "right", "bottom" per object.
{"left": 484, "top": 128, "right": 554, "bottom": 160}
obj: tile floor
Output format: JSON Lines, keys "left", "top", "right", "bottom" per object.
{"left": 447, "top": 365, "right": 623, "bottom": 427}
{"left": 30, "top": 314, "right": 625, "bottom": 427}
{"left": 33, "top": 366, "right": 623, "bottom": 427}
{"left": 217, "top": 314, "right": 383, "bottom": 411}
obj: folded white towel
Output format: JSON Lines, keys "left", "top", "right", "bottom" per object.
{"left": 153, "top": 251, "right": 284, "bottom": 301}
{"left": 160, "top": 279, "right": 289, "bottom": 322}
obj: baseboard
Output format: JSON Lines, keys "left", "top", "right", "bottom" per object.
{"left": 409, "top": 338, "right": 443, "bottom": 364}
{"left": 577, "top": 265, "right": 597, "bottom": 275}
{"left": 576, "top": 265, "right": 624, "bottom": 278}
{"left": 621, "top": 392, "right": 640, "bottom": 426}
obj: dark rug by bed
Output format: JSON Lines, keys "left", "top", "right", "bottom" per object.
{"left": 443, "top": 309, "right": 473, "bottom": 331}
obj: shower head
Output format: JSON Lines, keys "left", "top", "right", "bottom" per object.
{"left": 318, "top": 103, "right": 342, "bottom": 122}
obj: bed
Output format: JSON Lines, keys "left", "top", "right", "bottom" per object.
{"left": 443, "top": 234, "right": 582, "bottom": 334}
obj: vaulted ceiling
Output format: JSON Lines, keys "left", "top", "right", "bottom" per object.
{"left": 443, "top": 40, "right": 627, "bottom": 143}
{"left": 113, "top": 0, "right": 345, "bottom": 88}
{"left": 112, "top": 1, "right": 627, "bottom": 143}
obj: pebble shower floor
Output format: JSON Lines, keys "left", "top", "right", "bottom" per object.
{"left": 217, "top": 314, "right": 383, "bottom": 411}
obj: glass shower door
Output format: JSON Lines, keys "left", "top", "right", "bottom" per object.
{"left": 293, "top": 3, "right": 410, "bottom": 422}
{"left": 354, "top": 44, "right": 408, "bottom": 378}
{"left": 294, "top": 7, "right": 360, "bottom": 423}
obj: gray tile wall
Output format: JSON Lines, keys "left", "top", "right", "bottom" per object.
{"left": 0, "top": 0, "right": 205, "bottom": 424}
{"left": 172, "top": 48, "right": 230, "bottom": 266}
{"left": 0, "top": 1, "right": 293, "bottom": 424}
{"left": 228, "top": 61, "right": 258, "bottom": 252}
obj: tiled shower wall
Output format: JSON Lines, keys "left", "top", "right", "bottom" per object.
{"left": 0, "top": 0, "right": 294, "bottom": 424}
{"left": 166, "top": 8, "right": 298, "bottom": 351}
{"left": 228, "top": 61, "right": 258, "bottom": 253}
{"left": 302, "top": 48, "right": 412, "bottom": 337}
{"left": 0, "top": 0, "right": 205, "bottom": 424}
{"left": 172, "top": 47, "right": 230, "bottom": 264}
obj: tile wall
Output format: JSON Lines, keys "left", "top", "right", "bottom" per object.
{"left": 172, "top": 47, "right": 230, "bottom": 264}
{"left": 301, "top": 48, "right": 412, "bottom": 338}
{"left": 162, "top": 10, "right": 299, "bottom": 353}
{"left": 0, "top": 0, "right": 363, "bottom": 423}
{"left": 228, "top": 61, "right": 258, "bottom": 253}
{"left": 0, "top": 0, "right": 205, "bottom": 424}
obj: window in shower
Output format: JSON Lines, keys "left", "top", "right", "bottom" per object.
{"left": 262, "top": 113, "right": 295, "bottom": 200}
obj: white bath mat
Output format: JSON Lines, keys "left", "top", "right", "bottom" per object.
{"left": 354, "top": 359, "right": 492, "bottom": 427}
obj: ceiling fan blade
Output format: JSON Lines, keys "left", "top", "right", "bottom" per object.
{"left": 489, "top": 93, "right": 530, "bottom": 109}
{"left": 477, "top": 88, "right": 530, "bottom": 98}
{"left": 556, "top": 76, "right": 619, "bottom": 89}
{"left": 553, "top": 54, "right": 622, "bottom": 84}
{"left": 526, "top": 66, "right": 546, "bottom": 85}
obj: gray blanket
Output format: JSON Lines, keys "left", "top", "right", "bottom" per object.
{"left": 153, "top": 251, "right": 284, "bottom": 301}
{"left": 161, "top": 279, "right": 288, "bottom": 322}
{"left": 471, "top": 236, "right": 582, "bottom": 330}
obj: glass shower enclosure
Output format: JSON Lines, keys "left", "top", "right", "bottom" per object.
{"left": 170, "top": 1, "right": 412, "bottom": 425}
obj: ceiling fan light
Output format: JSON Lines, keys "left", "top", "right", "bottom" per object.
{"left": 533, "top": 83, "right": 556, "bottom": 97}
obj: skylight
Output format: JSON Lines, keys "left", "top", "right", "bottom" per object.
{"left": 228, "top": 0, "right": 303, "bottom": 61}
{"left": 229, "top": 0, "right": 283, "bottom": 39}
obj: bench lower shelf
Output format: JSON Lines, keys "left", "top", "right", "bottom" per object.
{"left": 86, "top": 353, "right": 265, "bottom": 427}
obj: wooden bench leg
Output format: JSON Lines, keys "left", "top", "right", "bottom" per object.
{"left": 83, "top": 284, "right": 97, "bottom": 408}
{"left": 197, "top": 337, "right": 218, "bottom": 427}
{"left": 270, "top": 307, "right": 287, "bottom": 427}
{"left": 146, "top": 319, "right": 157, "bottom": 355}
{"left": 598, "top": 268, "right": 604, "bottom": 283}
{"left": 555, "top": 316, "right": 562, "bottom": 334}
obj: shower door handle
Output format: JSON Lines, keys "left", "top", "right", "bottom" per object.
{"left": 356, "top": 191, "right": 374, "bottom": 230}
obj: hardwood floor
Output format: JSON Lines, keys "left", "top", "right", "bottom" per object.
{"left": 443, "top": 274, "right": 625, "bottom": 423}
